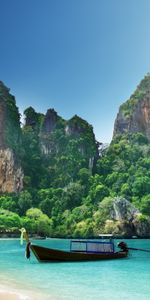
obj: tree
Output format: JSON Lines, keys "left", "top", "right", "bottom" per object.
{"left": 93, "top": 197, "right": 114, "bottom": 235}
{"left": 0, "top": 209, "right": 21, "bottom": 230}
{"left": 89, "top": 183, "right": 109, "bottom": 204}
{"left": 140, "top": 195, "right": 150, "bottom": 216}
{"left": 37, "top": 214, "right": 53, "bottom": 236}
{"left": 78, "top": 168, "right": 90, "bottom": 185}
{"left": 132, "top": 176, "right": 150, "bottom": 197}
{"left": 26, "top": 208, "right": 43, "bottom": 219}
{"left": 73, "top": 219, "right": 93, "bottom": 238}
{"left": 18, "top": 191, "right": 32, "bottom": 215}
{"left": 39, "top": 198, "right": 54, "bottom": 217}
{"left": 62, "top": 182, "right": 84, "bottom": 210}
{"left": 0, "top": 196, "right": 17, "bottom": 212}
{"left": 120, "top": 183, "right": 131, "bottom": 198}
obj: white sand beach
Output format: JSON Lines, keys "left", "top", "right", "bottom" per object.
{"left": 0, "top": 285, "right": 51, "bottom": 300}
{"left": 0, "top": 288, "right": 29, "bottom": 300}
{"left": 0, "top": 291, "right": 26, "bottom": 300}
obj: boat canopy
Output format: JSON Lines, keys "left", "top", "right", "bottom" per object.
{"left": 70, "top": 240, "right": 114, "bottom": 253}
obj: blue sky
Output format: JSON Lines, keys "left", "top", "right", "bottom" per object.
{"left": 1, "top": 0, "right": 150, "bottom": 142}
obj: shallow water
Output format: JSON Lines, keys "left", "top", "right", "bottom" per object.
{"left": 0, "top": 239, "right": 150, "bottom": 299}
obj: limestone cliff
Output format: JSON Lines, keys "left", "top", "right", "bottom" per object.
{"left": 66, "top": 115, "right": 99, "bottom": 171}
{"left": 39, "top": 111, "right": 99, "bottom": 173}
{"left": 66, "top": 115, "right": 88, "bottom": 136}
{"left": 102, "top": 197, "right": 150, "bottom": 237}
{"left": 22, "top": 105, "right": 99, "bottom": 188}
{"left": 113, "top": 73, "right": 150, "bottom": 140}
{"left": 41, "top": 109, "right": 59, "bottom": 134}
{"left": 0, "top": 148, "right": 23, "bottom": 193}
{"left": 0, "top": 82, "right": 23, "bottom": 192}
{"left": 40, "top": 109, "right": 65, "bottom": 155}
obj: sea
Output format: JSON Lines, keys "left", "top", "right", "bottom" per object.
{"left": 0, "top": 238, "right": 150, "bottom": 300}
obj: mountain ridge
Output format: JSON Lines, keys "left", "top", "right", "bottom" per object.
{"left": 1, "top": 75, "right": 150, "bottom": 237}
{"left": 113, "top": 73, "right": 150, "bottom": 140}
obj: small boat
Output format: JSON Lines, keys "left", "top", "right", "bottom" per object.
{"left": 30, "top": 240, "right": 128, "bottom": 262}
{"left": 20, "top": 229, "right": 128, "bottom": 262}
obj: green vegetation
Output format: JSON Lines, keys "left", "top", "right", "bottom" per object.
{"left": 1, "top": 76, "right": 150, "bottom": 237}
{"left": 1, "top": 128, "right": 150, "bottom": 237}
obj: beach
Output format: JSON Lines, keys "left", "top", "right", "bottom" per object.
{"left": 0, "top": 284, "right": 51, "bottom": 300}
{"left": 0, "top": 290, "right": 26, "bottom": 300}
{"left": 0, "top": 239, "right": 150, "bottom": 300}
{"left": 0, "top": 285, "right": 29, "bottom": 300}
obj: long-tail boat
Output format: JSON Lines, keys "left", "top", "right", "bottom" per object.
{"left": 20, "top": 229, "right": 128, "bottom": 262}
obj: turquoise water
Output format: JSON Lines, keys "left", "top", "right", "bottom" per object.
{"left": 0, "top": 239, "right": 150, "bottom": 299}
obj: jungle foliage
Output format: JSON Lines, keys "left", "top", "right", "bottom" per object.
{"left": 1, "top": 121, "right": 150, "bottom": 237}
{"left": 1, "top": 79, "right": 150, "bottom": 237}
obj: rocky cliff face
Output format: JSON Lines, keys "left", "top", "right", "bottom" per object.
{"left": 0, "top": 82, "right": 8, "bottom": 149}
{"left": 0, "top": 148, "right": 23, "bottom": 193}
{"left": 22, "top": 105, "right": 99, "bottom": 187}
{"left": 111, "top": 197, "right": 139, "bottom": 221}
{"left": 39, "top": 111, "right": 99, "bottom": 173}
{"left": 39, "top": 108, "right": 64, "bottom": 155}
{"left": 41, "top": 109, "right": 58, "bottom": 134}
{"left": 102, "top": 197, "right": 150, "bottom": 237}
{"left": 0, "top": 82, "right": 23, "bottom": 192}
{"left": 113, "top": 74, "right": 150, "bottom": 140}
{"left": 66, "top": 115, "right": 87, "bottom": 136}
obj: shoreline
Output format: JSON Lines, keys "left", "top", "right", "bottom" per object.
{"left": 0, "top": 291, "right": 27, "bottom": 300}
{"left": 0, "top": 235, "right": 150, "bottom": 240}
{"left": 0, "top": 284, "right": 53, "bottom": 300}
{"left": 0, "top": 285, "right": 30, "bottom": 300}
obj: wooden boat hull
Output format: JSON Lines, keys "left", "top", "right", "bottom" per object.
{"left": 30, "top": 244, "right": 128, "bottom": 262}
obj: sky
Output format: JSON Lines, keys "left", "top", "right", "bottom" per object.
{"left": 1, "top": 0, "right": 150, "bottom": 143}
